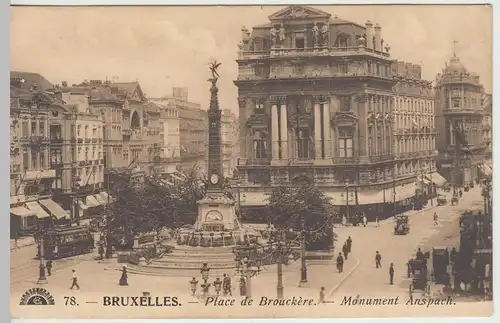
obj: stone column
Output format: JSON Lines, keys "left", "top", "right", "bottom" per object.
{"left": 323, "top": 99, "right": 331, "bottom": 158}
{"left": 313, "top": 97, "right": 322, "bottom": 159}
{"left": 279, "top": 97, "right": 288, "bottom": 160}
{"left": 271, "top": 97, "right": 280, "bottom": 160}
{"left": 356, "top": 94, "right": 368, "bottom": 157}
{"left": 237, "top": 97, "right": 247, "bottom": 160}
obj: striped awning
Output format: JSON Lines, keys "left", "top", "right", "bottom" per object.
{"left": 94, "top": 193, "right": 107, "bottom": 205}
{"left": 427, "top": 172, "right": 447, "bottom": 186}
{"left": 77, "top": 199, "right": 88, "bottom": 210}
{"left": 38, "top": 199, "right": 69, "bottom": 220}
{"left": 10, "top": 205, "right": 36, "bottom": 217}
{"left": 85, "top": 195, "right": 100, "bottom": 208}
{"left": 25, "top": 201, "right": 50, "bottom": 218}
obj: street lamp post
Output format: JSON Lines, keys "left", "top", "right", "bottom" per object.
{"left": 37, "top": 223, "right": 47, "bottom": 285}
{"left": 344, "top": 179, "right": 350, "bottom": 223}
{"left": 299, "top": 226, "right": 308, "bottom": 287}
{"left": 276, "top": 230, "right": 285, "bottom": 299}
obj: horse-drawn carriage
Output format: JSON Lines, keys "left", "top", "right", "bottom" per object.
{"left": 408, "top": 259, "right": 430, "bottom": 297}
{"left": 437, "top": 194, "right": 447, "bottom": 206}
{"left": 394, "top": 215, "right": 410, "bottom": 235}
{"left": 432, "top": 247, "right": 451, "bottom": 285}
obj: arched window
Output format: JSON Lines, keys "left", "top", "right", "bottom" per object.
{"left": 131, "top": 111, "right": 140, "bottom": 129}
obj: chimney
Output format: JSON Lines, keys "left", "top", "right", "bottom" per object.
{"left": 365, "top": 20, "right": 374, "bottom": 49}
{"left": 374, "top": 23, "right": 382, "bottom": 51}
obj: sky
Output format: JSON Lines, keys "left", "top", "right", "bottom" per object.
{"left": 10, "top": 5, "right": 492, "bottom": 114}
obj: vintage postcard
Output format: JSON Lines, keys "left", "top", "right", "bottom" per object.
{"left": 10, "top": 4, "right": 493, "bottom": 319}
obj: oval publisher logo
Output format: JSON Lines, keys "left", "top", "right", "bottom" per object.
{"left": 19, "top": 288, "right": 55, "bottom": 305}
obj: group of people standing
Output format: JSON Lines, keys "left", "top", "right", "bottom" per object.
{"left": 336, "top": 236, "right": 352, "bottom": 273}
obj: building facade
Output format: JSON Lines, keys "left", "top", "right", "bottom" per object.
{"left": 391, "top": 61, "right": 444, "bottom": 205}
{"left": 234, "top": 5, "right": 435, "bottom": 220}
{"left": 10, "top": 75, "right": 69, "bottom": 234}
{"left": 481, "top": 93, "right": 492, "bottom": 160}
{"left": 221, "top": 109, "right": 240, "bottom": 178}
{"left": 435, "top": 54, "right": 486, "bottom": 186}
{"left": 48, "top": 90, "right": 107, "bottom": 220}
{"left": 154, "top": 89, "right": 208, "bottom": 178}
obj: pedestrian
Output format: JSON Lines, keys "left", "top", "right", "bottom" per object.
{"left": 319, "top": 287, "right": 325, "bottom": 304}
{"left": 119, "top": 265, "right": 128, "bottom": 286}
{"left": 389, "top": 262, "right": 394, "bottom": 285}
{"left": 46, "top": 260, "right": 52, "bottom": 276}
{"left": 416, "top": 248, "right": 424, "bottom": 260}
{"left": 336, "top": 253, "right": 344, "bottom": 273}
{"left": 363, "top": 215, "right": 368, "bottom": 227}
{"left": 239, "top": 276, "right": 247, "bottom": 296}
{"left": 223, "top": 273, "right": 232, "bottom": 296}
{"left": 70, "top": 269, "right": 80, "bottom": 290}
{"left": 433, "top": 213, "right": 439, "bottom": 226}
{"left": 376, "top": 216, "right": 380, "bottom": 227}
{"left": 14, "top": 232, "right": 20, "bottom": 250}
{"left": 342, "top": 243, "right": 349, "bottom": 260}
{"left": 375, "top": 251, "right": 382, "bottom": 268}
{"left": 98, "top": 243, "right": 104, "bottom": 260}
{"left": 346, "top": 236, "right": 352, "bottom": 253}
{"left": 342, "top": 215, "right": 347, "bottom": 227}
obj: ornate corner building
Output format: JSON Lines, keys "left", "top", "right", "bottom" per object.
{"left": 435, "top": 54, "right": 489, "bottom": 185}
{"left": 233, "top": 5, "right": 442, "bottom": 221}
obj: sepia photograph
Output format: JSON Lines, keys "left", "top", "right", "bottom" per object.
{"left": 9, "top": 4, "right": 493, "bottom": 319}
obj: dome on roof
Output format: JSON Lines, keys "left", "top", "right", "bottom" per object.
{"left": 443, "top": 55, "right": 468, "bottom": 74}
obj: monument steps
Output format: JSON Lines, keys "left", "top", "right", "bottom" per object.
{"left": 159, "top": 253, "right": 235, "bottom": 260}
{"left": 125, "top": 265, "right": 236, "bottom": 277}
{"left": 151, "top": 258, "right": 235, "bottom": 266}
{"left": 166, "top": 245, "right": 236, "bottom": 253}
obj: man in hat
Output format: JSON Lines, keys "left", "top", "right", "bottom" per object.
{"left": 336, "top": 253, "right": 344, "bottom": 273}
{"left": 375, "top": 251, "right": 382, "bottom": 268}
{"left": 389, "top": 262, "right": 395, "bottom": 285}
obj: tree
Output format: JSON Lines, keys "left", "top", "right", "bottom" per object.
{"left": 266, "top": 179, "right": 337, "bottom": 251}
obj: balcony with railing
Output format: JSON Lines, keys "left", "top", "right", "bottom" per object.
{"left": 332, "top": 157, "right": 360, "bottom": 165}
{"left": 238, "top": 46, "right": 390, "bottom": 60}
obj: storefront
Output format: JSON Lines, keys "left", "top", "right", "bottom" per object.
{"left": 10, "top": 197, "right": 69, "bottom": 235}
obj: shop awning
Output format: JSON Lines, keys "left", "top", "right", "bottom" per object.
{"left": 94, "top": 193, "right": 107, "bottom": 205}
{"left": 417, "top": 174, "right": 432, "bottom": 185}
{"left": 10, "top": 205, "right": 36, "bottom": 217}
{"left": 25, "top": 201, "right": 50, "bottom": 218}
{"left": 479, "top": 165, "right": 492, "bottom": 177}
{"left": 240, "top": 191, "right": 270, "bottom": 206}
{"left": 427, "top": 172, "right": 447, "bottom": 186}
{"left": 98, "top": 192, "right": 116, "bottom": 204}
{"left": 38, "top": 199, "right": 70, "bottom": 220}
{"left": 85, "top": 195, "right": 100, "bottom": 208}
{"left": 77, "top": 199, "right": 88, "bottom": 210}
{"left": 394, "top": 184, "right": 416, "bottom": 202}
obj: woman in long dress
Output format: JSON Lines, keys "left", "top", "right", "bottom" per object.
{"left": 119, "top": 265, "right": 128, "bottom": 286}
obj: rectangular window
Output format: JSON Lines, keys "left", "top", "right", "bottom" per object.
{"left": 295, "top": 38, "right": 305, "bottom": 49}
{"left": 31, "top": 152, "right": 37, "bottom": 169}
{"left": 297, "top": 129, "right": 311, "bottom": 159}
{"left": 22, "top": 121, "right": 29, "bottom": 137}
{"left": 339, "top": 64, "right": 349, "bottom": 73}
{"left": 338, "top": 128, "right": 354, "bottom": 158}
{"left": 23, "top": 149, "right": 29, "bottom": 170}
{"left": 339, "top": 96, "right": 351, "bottom": 112}
{"left": 39, "top": 151, "right": 45, "bottom": 169}
{"left": 39, "top": 122, "right": 45, "bottom": 137}
{"left": 253, "top": 130, "right": 268, "bottom": 159}
{"left": 31, "top": 121, "right": 37, "bottom": 137}
{"left": 453, "top": 99, "right": 460, "bottom": 108}
{"left": 338, "top": 37, "right": 348, "bottom": 48}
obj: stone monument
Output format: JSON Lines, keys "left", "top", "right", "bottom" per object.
{"left": 194, "top": 60, "right": 240, "bottom": 232}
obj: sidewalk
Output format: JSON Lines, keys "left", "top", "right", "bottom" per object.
{"left": 10, "top": 236, "right": 36, "bottom": 251}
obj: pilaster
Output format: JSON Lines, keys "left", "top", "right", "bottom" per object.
{"left": 270, "top": 96, "right": 280, "bottom": 160}
{"left": 313, "top": 96, "right": 322, "bottom": 159}
{"left": 278, "top": 97, "right": 288, "bottom": 160}
{"left": 356, "top": 94, "right": 368, "bottom": 157}
{"left": 238, "top": 97, "right": 247, "bottom": 161}
{"left": 323, "top": 99, "right": 331, "bottom": 158}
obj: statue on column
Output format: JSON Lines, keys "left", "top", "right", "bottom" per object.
{"left": 278, "top": 25, "right": 286, "bottom": 43}
{"left": 312, "top": 23, "right": 319, "bottom": 47}
{"left": 269, "top": 27, "right": 277, "bottom": 46}
{"left": 320, "top": 24, "right": 329, "bottom": 47}
{"left": 209, "top": 60, "right": 221, "bottom": 81}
